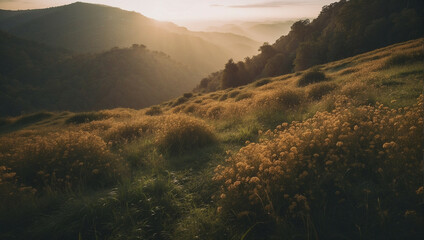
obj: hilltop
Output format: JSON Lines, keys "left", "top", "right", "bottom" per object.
{"left": 0, "top": 2, "right": 260, "bottom": 74}
{"left": 0, "top": 38, "right": 422, "bottom": 239}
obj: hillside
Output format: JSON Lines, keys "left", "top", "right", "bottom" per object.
{"left": 197, "top": 0, "right": 424, "bottom": 92}
{"left": 0, "top": 31, "right": 201, "bottom": 116}
{"left": 0, "top": 2, "right": 260, "bottom": 74}
{"left": 1, "top": 38, "right": 423, "bottom": 239}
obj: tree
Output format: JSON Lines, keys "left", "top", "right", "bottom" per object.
{"left": 294, "top": 41, "right": 325, "bottom": 71}
{"left": 221, "top": 59, "right": 239, "bottom": 89}
{"left": 263, "top": 54, "right": 293, "bottom": 77}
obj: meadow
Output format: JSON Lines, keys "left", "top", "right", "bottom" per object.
{"left": 0, "top": 38, "right": 423, "bottom": 239}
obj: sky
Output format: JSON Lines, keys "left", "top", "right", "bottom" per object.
{"left": 0, "top": 0, "right": 336, "bottom": 27}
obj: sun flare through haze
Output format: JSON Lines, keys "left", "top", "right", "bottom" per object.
{"left": 0, "top": 0, "right": 335, "bottom": 28}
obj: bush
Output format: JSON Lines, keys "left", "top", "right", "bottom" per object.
{"left": 183, "top": 93, "right": 194, "bottom": 98}
{"left": 105, "top": 121, "right": 152, "bottom": 145}
{"left": 156, "top": 115, "right": 216, "bottom": 155}
{"left": 308, "top": 82, "right": 337, "bottom": 100}
{"left": 235, "top": 92, "right": 253, "bottom": 102}
{"left": 340, "top": 81, "right": 376, "bottom": 105}
{"left": 206, "top": 106, "right": 223, "bottom": 119}
{"left": 66, "top": 112, "right": 108, "bottom": 124}
{"left": 214, "top": 95, "right": 424, "bottom": 238}
{"left": 228, "top": 90, "right": 240, "bottom": 98}
{"left": 171, "top": 97, "right": 188, "bottom": 107}
{"left": 297, "top": 68, "right": 326, "bottom": 87}
{"left": 0, "top": 131, "right": 124, "bottom": 191}
{"left": 254, "top": 78, "right": 271, "bottom": 87}
{"left": 276, "top": 88, "right": 304, "bottom": 108}
{"left": 184, "top": 104, "right": 197, "bottom": 114}
{"left": 145, "top": 106, "right": 162, "bottom": 116}
{"left": 218, "top": 94, "right": 228, "bottom": 101}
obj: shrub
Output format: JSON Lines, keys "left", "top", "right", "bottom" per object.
{"left": 297, "top": 68, "right": 326, "bottom": 87}
{"left": 183, "top": 93, "right": 194, "bottom": 98}
{"left": 235, "top": 92, "right": 253, "bottom": 102}
{"left": 145, "top": 106, "right": 162, "bottom": 116}
{"left": 218, "top": 94, "right": 228, "bottom": 101}
{"left": 254, "top": 78, "right": 271, "bottom": 87}
{"left": 184, "top": 104, "right": 197, "bottom": 114}
{"left": 105, "top": 119, "right": 155, "bottom": 145}
{"left": 308, "top": 82, "right": 337, "bottom": 100}
{"left": 340, "top": 81, "right": 376, "bottom": 105}
{"left": 172, "top": 97, "right": 188, "bottom": 107}
{"left": 228, "top": 90, "right": 240, "bottom": 98}
{"left": 66, "top": 112, "right": 109, "bottom": 124}
{"left": 206, "top": 106, "right": 223, "bottom": 119}
{"left": 156, "top": 115, "right": 216, "bottom": 155}
{"left": 0, "top": 131, "right": 124, "bottom": 191}
{"left": 275, "top": 88, "right": 304, "bottom": 108}
{"left": 214, "top": 95, "right": 424, "bottom": 238}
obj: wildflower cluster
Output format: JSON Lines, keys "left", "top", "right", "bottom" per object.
{"left": 214, "top": 95, "right": 423, "bottom": 230}
{"left": 0, "top": 131, "right": 124, "bottom": 192}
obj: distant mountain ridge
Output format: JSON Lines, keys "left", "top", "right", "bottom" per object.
{"left": 207, "top": 20, "right": 295, "bottom": 43}
{"left": 0, "top": 2, "right": 260, "bottom": 74}
{"left": 0, "top": 31, "right": 201, "bottom": 116}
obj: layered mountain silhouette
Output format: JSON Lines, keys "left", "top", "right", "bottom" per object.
{"left": 0, "top": 2, "right": 260, "bottom": 74}
{"left": 0, "top": 31, "right": 201, "bottom": 116}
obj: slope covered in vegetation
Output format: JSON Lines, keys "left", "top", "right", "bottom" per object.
{"left": 0, "top": 31, "right": 201, "bottom": 116}
{"left": 197, "top": 0, "right": 424, "bottom": 92}
{"left": 0, "top": 38, "right": 422, "bottom": 239}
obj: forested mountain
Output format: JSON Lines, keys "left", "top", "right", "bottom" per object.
{"left": 0, "top": 31, "right": 200, "bottom": 116}
{"left": 197, "top": 0, "right": 424, "bottom": 92}
{"left": 0, "top": 2, "right": 260, "bottom": 74}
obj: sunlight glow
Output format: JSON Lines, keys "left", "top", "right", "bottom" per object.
{"left": 0, "top": 0, "right": 336, "bottom": 22}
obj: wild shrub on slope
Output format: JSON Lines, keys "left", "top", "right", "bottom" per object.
{"left": 214, "top": 95, "right": 423, "bottom": 238}
{"left": 0, "top": 131, "right": 124, "bottom": 192}
{"left": 156, "top": 115, "right": 216, "bottom": 156}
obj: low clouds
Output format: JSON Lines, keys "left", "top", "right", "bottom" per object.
{"left": 211, "top": 1, "right": 307, "bottom": 8}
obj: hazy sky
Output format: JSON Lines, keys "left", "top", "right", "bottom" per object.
{"left": 0, "top": 1, "right": 336, "bottom": 22}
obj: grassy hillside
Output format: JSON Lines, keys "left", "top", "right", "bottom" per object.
{"left": 0, "top": 2, "right": 259, "bottom": 74}
{"left": 197, "top": 0, "right": 424, "bottom": 92}
{"left": 0, "top": 39, "right": 423, "bottom": 239}
{"left": 0, "top": 31, "right": 201, "bottom": 116}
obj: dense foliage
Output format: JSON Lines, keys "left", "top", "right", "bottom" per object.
{"left": 196, "top": 0, "right": 424, "bottom": 91}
